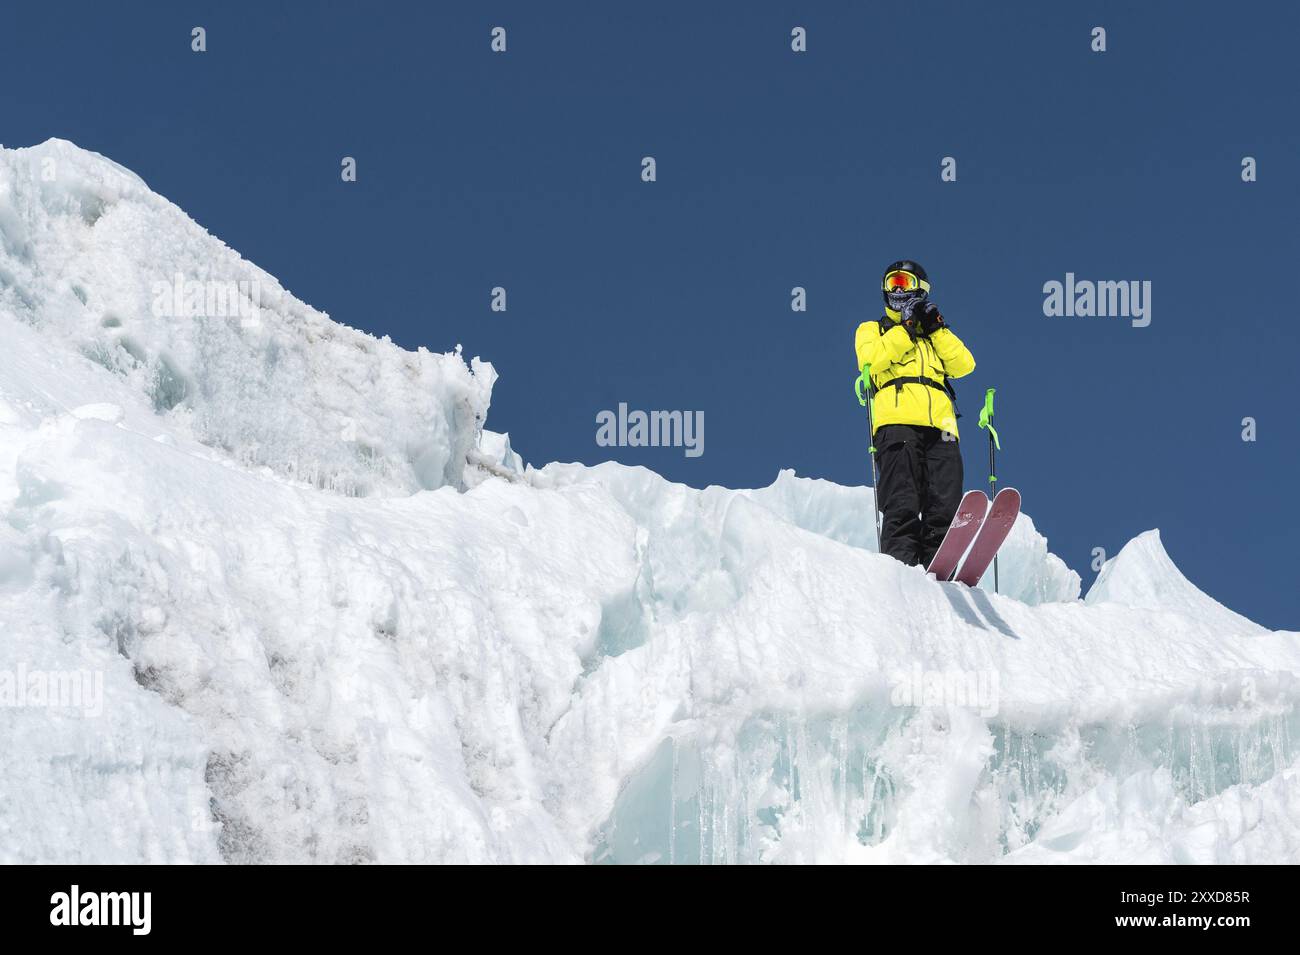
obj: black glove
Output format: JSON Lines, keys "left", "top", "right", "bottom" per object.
{"left": 896, "top": 296, "right": 923, "bottom": 338}
{"left": 913, "top": 301, "right": 946, "bottom": 336}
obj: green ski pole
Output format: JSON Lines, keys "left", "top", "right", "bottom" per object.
{"left": 856, "top": 365, "right": 882, "bottom": 555}
{"left": 977, "top": 387, "right": 1001, "bottom": 592}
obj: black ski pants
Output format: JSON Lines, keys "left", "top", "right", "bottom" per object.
{"left": 874, "top": 424, "right": 963, "bottom": 568}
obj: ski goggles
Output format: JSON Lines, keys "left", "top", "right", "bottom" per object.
{"left": 883, "top": 269, "right": 930, "bottom": 293}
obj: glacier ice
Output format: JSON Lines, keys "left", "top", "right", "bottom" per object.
{"left": 0, "top": 139, "right": 493, "bottom": 497}
{"left": 1, "top": 139, "right": 1298, "bottom": 864}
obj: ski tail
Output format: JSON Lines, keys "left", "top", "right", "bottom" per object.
{"left": 926, "top": 490, "right": 989, "bottom": 581}
{"left": 954, "top": 487, "right": 1021, "bottom": 587}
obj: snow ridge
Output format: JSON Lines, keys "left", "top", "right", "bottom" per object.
{"left": 0, "top": 139, "right": 493, "bottom": 496}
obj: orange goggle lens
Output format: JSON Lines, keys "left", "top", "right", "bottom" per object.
{"left": 884, "top": 270, "right": 920, "bottom": 291}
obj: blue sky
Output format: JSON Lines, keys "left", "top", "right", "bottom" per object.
{"left": 3, "top": 1, "right": 1297, "bottom": 627}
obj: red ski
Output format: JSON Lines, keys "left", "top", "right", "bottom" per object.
{"left": 926, "top": 489, "right": 989, "bottom": 581}
{"left": 954, "top": 487, "right": 1021, "bottom": 587}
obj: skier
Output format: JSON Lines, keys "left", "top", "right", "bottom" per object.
{"left": 855, "top": 261, "right": 976, "bottom": 568}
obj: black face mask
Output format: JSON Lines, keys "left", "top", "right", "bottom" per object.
{"left": 885, "top": 288, "right": 925, "bottom": 314}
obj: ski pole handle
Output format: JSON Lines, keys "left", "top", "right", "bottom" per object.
{"left": 978, "top": 387, "right": 1000, "bottom": 451}
{"left": 854, "top": 366, "right": 871, "bottom": 407}
{"left": 978, "top": 387, "right": 995, "bottom": 428}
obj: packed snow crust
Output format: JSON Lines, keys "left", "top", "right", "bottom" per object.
{"left": 1, "top": 140, "right": 1297, "bottom": 864}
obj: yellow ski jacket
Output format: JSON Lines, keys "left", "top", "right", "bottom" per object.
{"left": 855, "top": 315, "right": 976, "bottom": 439}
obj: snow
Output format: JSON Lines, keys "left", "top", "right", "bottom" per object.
{"left": 1, "top": 139, "right": 1298, "bottom": 864}
{"left": 0, "top": 139, "right": 493, "bottom": 497}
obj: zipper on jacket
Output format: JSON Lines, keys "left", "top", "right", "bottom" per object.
{"left": 921, "top": 340, "right": 934, "bottom": 426}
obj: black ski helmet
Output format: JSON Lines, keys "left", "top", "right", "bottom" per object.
{"left": 882, "top": 260, "right": 930, "bottom": 309}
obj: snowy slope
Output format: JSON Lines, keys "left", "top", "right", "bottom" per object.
{"left": 1, "top": 140, "right": 1298, "bottom": 864}
{"left": 0, "top": 140, "right": 493, "bottom": 496}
